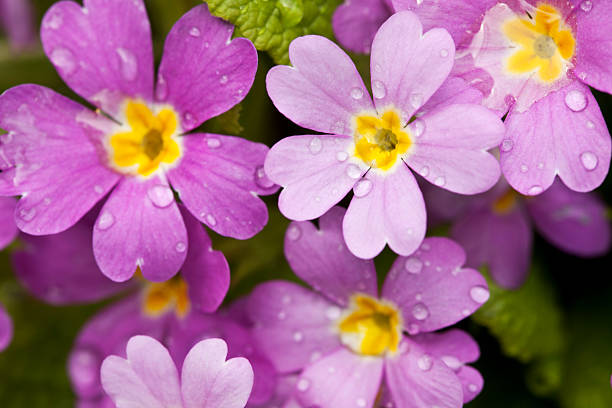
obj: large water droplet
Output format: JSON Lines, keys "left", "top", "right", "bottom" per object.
{"left": 470, "top": 285, "right": 490, "bottom": 303}
{"left": 404, "top": 257, "right": 423, "bottom": 274}
{"left": 580, "top": 151, "right": 598, "bottom": 171}
{"left": 287, "top": 224, "right": 302, "bottom": 241}
{"left": 205, "top": 214, "right": 217, "bottom": 226}
{"left": 564, "top": 89, "right": 588, "bottom": 112}
{"left": 254, "top": 165, "right": 275, "bottom": 188}
{"left": 353, "top": 179, "right": 373, "bottom": 197}
{"left": 97, "top": 211, "right": 115, "bottom": 230}
{"left": 580, "top": 0, "right": 593, "bottom": 12}
{"left": 501, "top": 139, "right": 514, "bottom": 152}
{"left": 308, "top": 137, "right": 322, "bottom": 154}
{"left": 372, "top": 80, "right": 387, "bottom": 99}
{"left": 412, "top": 303, "right": 429, "bottom": 320}
{"left": 50, "top": 47, "right": 77, "bottom": 75}
{"left": 346, "top": 164, "right": 361, "bottom": 179}
{"left": 417, "top": 354, "right": 433, "bottom": 371}
{"left": 189, "top": 26, "right": 201, "bottom": 37}
{"left": 147, "top": 185, "right": 174, "bottom": 208}
{"left": 297, "top": 379, "right": 310, "bottom": 392}
{"left": 116, "top": 48, "right": 138, "bottom": 81}
{"left": 350, "top": 87, "right": 364, "bottom": 100}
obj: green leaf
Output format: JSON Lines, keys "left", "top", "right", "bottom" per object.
{"left": 472, "top": 265, "right": 565, "bottom": 363}
{"left": 200, "top": 104, "right": 244, "bottom": 136}
{"left": 205, "top": 0, "right": 342, "bottom": 64}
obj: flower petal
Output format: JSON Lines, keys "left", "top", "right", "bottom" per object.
{"left": 456, "top": 365, "right": 484, "bottom": 403}
{"left": 332, "top": 0, "right": 392, "bottom": 53}
{"left": 248, "top": 281, "right": 342, "bottom": 373}
{"left": 181, "top": 338, "right": 254, "bottom": 408}
{"left": 370, "top": 11, "right": 454, "bottom": 121}
{"left": 404, "top": 104, "right": 503, "bottom": 194}
{"left": 382, "top": 237, "right": 488, "bottom": 333}
{"left": 0, "top": 303, "right": 12, "bottom": 352}
{"left": 343, "top": 169, "right": 426, "bottom": 259}
{"left": 266, "top": 35, "right": 374, "bottom": 134}
{"left": 411, "top": 329, "right": 480, "bottom": 365}
{"left": 168, "top": 133, "right": 269, "bottom": 239}
{"left": 526, "top": 180, "right": 611, "bottom": 257}
{"left": 418, "top": 76, "right": 485, "bottom": 116}
{"left": 0, "top": 85, "right": 120, "bottom": 235}
{"left": 0, "top": 197, "right": 18, "bottom": 249}
{"left": 157, "top": 4, "right": 256, "bottom": 132}
{"left": 93, "top": 176, "right": 187, "bottom": 282}
{"left": 501, "top": 81, "right": 611, "bottom": 195}
{"left": 265, "top": 134, "right": 360, "bottom": 221}
{"left": 284, "top": 207, "right": 377, "bottom": 307}
{"left": 295, "top": 348, "right": 384, "bottom": 408}
{"left": 41, "top": 0, "right": 154, "bottom": 115}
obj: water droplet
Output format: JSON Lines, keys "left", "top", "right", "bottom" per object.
{"left": 326, "top": 306, "right": 341, "bottom": 320}
{"left": 462, "top": 308, "right": 471, "bottom": 316}
{"left": 94, "top": 185, "right": 104, "bottom": 194}
{"left": 501, "top": 139, "right": 514, "bottom": 152}
{"left": 18, "top": 207, "right": 36, "bottom": 222}
{"left": 147, "top": 185, "right": 174, "bottom": 208}
{"left": 50, "top": 47, "right": 77, "bottom": 75}
{"left": 346, "top": 164, "right": 362, "bottom": 179}
{"left": 564, "top": 89, "right": 588, "bottom": 112}
{"left": 254, "top": 165, "right": 275, "bottom": 188}
{"left": 205, "top": 214, "right": 217, "bottom": 226}
{"left": 586, "top": 120, "right": 595, "bottom": 129}
{"left": 441, "top": 355, "right": 462, "bottom": 370}
{"left": 520, "top": 164, "right": 528, "bottom": 173}
{"left": 189, "top": 26, "right": 201, "bottom": 37}
{"left": 419, "top": 166, "right": 430, "bottom": 177}
{"left": 372, "top": 80, "right": 387, "bottom": 99}
{"left": 293, "top": 331, "right": 303, "bottom": 342}
{"left": 527, "top": 185, "right": 543, "bottom": 195}
{"left": 156, "top": 74, "right": 168, "bottom": 101}
{"left": 45, "top": 12, "right": 63, "bottom": 29}
{"left": 434, "top": 176, "right": 446, "bottom": 186}
{"left": 350, "top": 88, "right": 364, "bottom": 100}
{"left": 353, "top": 179, "right": 373, "bottom": 197}
{"left": 336, "top": 151, "right": 348, "bottom": 162}
{"left": 410, "top": 93, "right": 424, "bottom": 109}
{"left": 417, "top": 354, "right": 433, "bottom": 371}
{"left": 357, "top": 398, "right": 367, "bottom": 407}
{"left": 287, "top": 224, "right": 302, "bottom": 241}
{"left": 297, "top": 379, "right": 310, "bottom": 392}
{"left": 580, "top": 0, "right": 593, "bottom": 12}
{"left": 206, "top": 137, "right": 221, "bottom": 148}
{"left": 183, "top": 112, "right": 196, "bottom": 128}
{"left": 412, "top": 303, "right": 429, "bottom": 320}
{"left": 407, "top": 324, "right": 420, "bottom": 335}
{"left": 580, "top": 151, "right": 598, "bottom": 171}
{"left": 308, "top": 137, "right": 322, "bottom": 154}
{"left": 470, "top": 285, "right": 490, "bottom": 303}
{"left": 440, "top": 49, "right": 449, "bottom": 58}
{"left": 537, "top": 162, "right": 544, "bottom": 170}
{"left": 116, "top": 48, "right": 138, "bottom": 81}
{"left": 175, "top": 242, "right": 186, "bottom": 253}
{"left": 219, "top": 75, "right": 228, "bottom": 84}
{"left": 412, "top": 119, "right": 425, "bottom": 137}
{"left": 97, "top": 211, "right": 114, "bottom": 230}
{"left": 404, "top": 257, "right": 423, "bottom": 274}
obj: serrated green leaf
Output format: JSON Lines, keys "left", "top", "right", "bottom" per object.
{"left": 205, "top": 0, "right": 342, "bottom": 64}
{"left": 472, "top": 265, "right": 565, "bottom": 363}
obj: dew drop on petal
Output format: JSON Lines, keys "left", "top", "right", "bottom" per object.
{"left": 410, "top": 92, "right": 424, "bottom": 109}
{"left": 97, "top": 211, "right": 114, "bottom": 230}
{"left": 500, "top": 139, "right": 514, "bottom": 152}
{"left": 116, "top": 48, "right": 138, "bottom": 81}
{"left": 189, "top": 26, "right": 201, "bottom": 37}
{"left": 580, "top": 0, "right": 593, "bottom": 12}
{"left": 468, "top": 383, "right": 479, "bottom": 393}
{"left": 308, "top": 137, "right": 322, "bottom": 154}
{"left": 580, "top": 151, "right": 598, "bottom": 171}
{"left": 147, "top": 185, "right": 174, "bottom": 208}
{"left": 293, "top": 331, "right": 303, "bottom": 342}
{"left": 470, "top": 285, "right": 490, "bottom": 303}
{"left": 404, "top": 257, "right": 423, "bottom": 274}
{"left": 346, "top": 164, "right": 362, "bottom": 179}
{"left": 527, "top": 185, "right": 543, "bottom": 195}
{"left": 175, "top": 242, "right": 186, "bottom": 253}
{"left": 18, "top": 207, "right": 36, "bottom": 222}
{"left": 419, "top": 166, "right": 429, "bottom": 177}
{"left": 336, "top": 151, "right": 348, "bottom": 162}
{"left": 564, "top": 90, "right": 588, "bottom": 112}
{"left": 520, "top": 164, "right": 528, "bottom": 173}
{"left": 372, "top": 80, "right": 387, "bottom": 99}
{"left": 356, "top": 398, "right": 367, "bottom": 407}
{"left": 156, "top": 74, "right": 168, "bottom": 101}
{"left": 586, "top": 120, "right": 595, "bottom": 129}
{"left": 412, "top": 119, "right": 425, "bottom": 137}
{"left": 183, "top": 112, "right": 196, "bottom": 128}
{"left": 297, "top": 379, "right": 310, "bottom": 392}
{"left": 326, "top": 306, "right": 341, "bottom": 320}
{"left": 219, "top": 75, "right": 229, "bottom": 84}
{"left": 94, "top": 185, "right": 104, "bottom": 194}
{"left": 441, "top": 355, "right": 462, "bottom": 370}
{"left": 205, "top": 214, "right": 217, "bottom": 226}
{"left": 50, "top": 47, "right": 77, "bottom": 75}
{"left": 412, "top": 303, "right": 429, "bottom": 320}
{"left": 407, "top": 323, "right": 420, "bottom": 335}
{"left": 434, "top": 176, "right": 446, "bottom": 186}
{"left": 287, "top": 224, "right": 302, "bottom": 241}
{"left": 206, "top": 137, "right": 221, "bottom": 149}
{"left": 353, "top": 179, "right": 373, "bottom": 197}
{"left": 417, "top": 354, "right": 433, "bottom": 371}
{"left": 537, "top": 162, "right": 544, "bottom": 170}
{"left": 254, "top": 165, "right": 275, "bottom": 188}
{"left": 350, "top": 87, "right": 364, "bottom": 100}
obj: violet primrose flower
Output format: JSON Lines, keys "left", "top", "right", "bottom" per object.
{"left": 0, "top": 1, "right": 276, "bottom": 282}
{"left": 468, "top": 0, "right": 612, "bottom": 195}
{"left": 101, "top": 335, "right": 254, "bottom": 408}
{"left": 265, "top": 11, "right": 504, "bottom": 259}
{"left": 249, "top": 207, "right": 489, "bottom": 407}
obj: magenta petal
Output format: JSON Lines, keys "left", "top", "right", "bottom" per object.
{"left": 40, "top": 0, "right": 154, "bottom": 115}
{"left": 157, "top": 4, "right": 256, "bottom": 132}
{"left": 385, "top": 338, "right": 463, "bottom": 408}
{"left": 451, "top": 201, "right": 532, "bottom": 289}
{"left": 456, "top": 365, "right": 484, "bottom": 403}
{"left": 12, "top": 213, "right": 127, "bottom": 305}
{"left": 370, "top": 11, "right": 455, "bottom": 121}
{"left": 181, "top": 338, "right": 254, "bottom": 408}
{"left": 501, "top": 82, "right": 611, "bottom": 195}
{"left": 266, "top": 35, "right": 374, "bottom": 135}
{"left": 382, "top": 237, "right": 489, "bottom": 333}
{"left": 0, "top": 303, "right": 12, "bottom": 352}
{"left": 284, "top": 207, "right": 377, "bottom": 307}
{"left": 93, "top": 176, "right": 187, "bottom": 282}
{"left": 295, "top": 348, "right": 384, "bottom": 408}
{"left": 0, "top": 85, "right": 120, "bottom": 234}
{"left": 168, "top": 133, "right": 269, "bottom": 240}
{"left": 574, "top": 1, "right": 612, "bottom": 94}
{"left": 265, "top": 134, "right": 358, "bottom": 221}
{"left": 418, "top": 76, "right": 484, "bottom": 115}
{"left": 344, "top": 169, "right": 426, "bottom": 259}
{"left": 248, "top": 281, "right": 342, "bottom": 373}
{"left": 179, "top": 206, "right": 229, "bottom": 313}
{"left": 527, "top": 180, "right": 611, "bottom": 257}
{"left": 332, "top": 0, "right": 392, "bottom": 53}
{"left": 0, "top": 197, "right": 17, "bottom": 249}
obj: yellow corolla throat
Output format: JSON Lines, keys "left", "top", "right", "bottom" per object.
{"left": 338, "top": 294, "right": 402, "bottom": 356}
{"left": 492, "top": 188, "right": 519, "bottom": 214}
{"left": 353, "top": 110, "right": 411, "bottom": 171}
{"left": 109, "top": 100, "right": 182, "bottom": 177}
{"left": 503, "top": 4, "right": 575, "bottom": 82}
{"left": 143, "top": 276, "right": 190, "bottom": 318}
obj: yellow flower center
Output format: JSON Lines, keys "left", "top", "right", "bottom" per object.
{"left": 109, "top": 100, "right": 182, "bottom": 177}
{"left": 338, "top": 294, "right": 402, "bottom": 356}
{"left": 354, "top": 109, "right": 412, "bottom": 171}
{"left": 503, "top": 4, "right": 575, "bottom": 82}
{"left": 143, "top": 275, "right": 190, "bottom": 318}
{"left": 492, "top": 188, "right": 519, "bottom": 214}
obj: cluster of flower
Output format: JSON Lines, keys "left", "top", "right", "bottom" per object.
{"left": 1, "top": 0, "right": 610, "bottom": 407}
